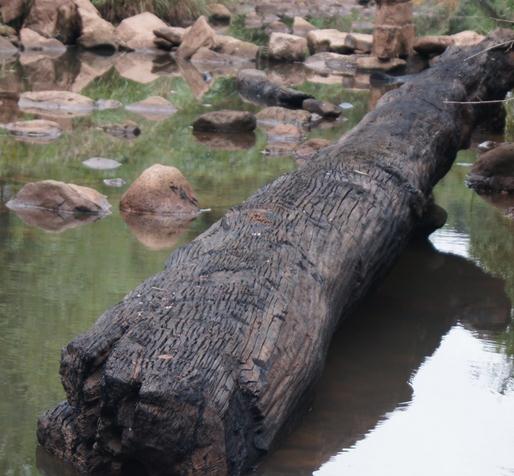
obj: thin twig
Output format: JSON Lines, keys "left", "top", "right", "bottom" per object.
{"left": 464, "top": 39, "right": 514, "bottom": 61}
{"left": 444, "top": 97, "right": 513, "bottom": 105}
{"left": 488, "top": 16, "right": 514, "bottom": 23}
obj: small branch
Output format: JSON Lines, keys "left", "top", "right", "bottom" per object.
{"left": 464, "top": 40, "right": 514, "bottom": 61}
{"left": 444, "top": 97, "right": 513, "bottom": 105}
{"left": 488, "top": 17, "right": 514, "bottom": 23}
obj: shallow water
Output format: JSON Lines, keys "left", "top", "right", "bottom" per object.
{"left": 0, "top": 51, "right": 513, "bottom": 476}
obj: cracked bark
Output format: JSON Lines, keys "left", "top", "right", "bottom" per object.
{"left": 37, "top": 37, "right": 514, "bottom": 476}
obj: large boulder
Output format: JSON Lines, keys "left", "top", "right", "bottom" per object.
{"left": 468, "top": 143, "right": 514, "bottom": 192}
{"left": 74, "top": 0, "right": 117, "bottom": 50}
{"left": 116, "top": 12, "right": 167, "bottom": 51}
{"left": 120, "top": 164, "right": 200, "bottom": 217}
{"left": 23, "top": 0, "right": 79, "bottom": 45}
{"left": 307, "top": 29, "right": 351, "bottom": 54}
{"left": 176, "top": 16, "right": 216, "bottom": 60}
{"left": 20, "top": 28, "right": 67, "bottom": 51}
{"left": 193, "top": 110, "right": 257, "bottom": 133}
{"left": 268, "top": 32, "right": 308, "bottom": 62}
{"left": 6, "top": 180, "right": 111, "bottom": 215}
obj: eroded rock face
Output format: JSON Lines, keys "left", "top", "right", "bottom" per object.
{"left": 75, "top": 0, "right": 117, "bottom": 50}
{"left": 120, "top": 164, "right": 200, "bottom": 217}
{"left": 193, "top": 110, "right": 257, "bottom": 133}
{"left": 20, "top": 28, "right": 67, "bottom": 51}
{"left": 176, "top": 16, "right": 216, "bottom": 60}
{"left": 2, "top": 119, "right": 62, "bottom": 143}
{"left": 468, "top": 143, "right": 514, "bottom": 192}
{"left": 268, "top": 32, "right": 308, "bottom": 62}
{"left": 116, "top": 12, "right": 167, "bottom": 51}
{"left": 7, "top": 180, "right": 111, "bottom": 215}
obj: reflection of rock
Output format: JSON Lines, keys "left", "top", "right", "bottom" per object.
{"left": 177, "top": 60, "right": 211, "bottom": 98}
{"left": 116, "top": 12, "right": 167, "bottom": 51}
{"left": 2, "top": 119, "right": 62, "bottom": 143}
{"left": 121, "top": 210, "right": 193, "bottom": 250}
{"left": 9, "top": 205, "right": 102, "bottom": 232}
{"left": 256, "top": 106, "right": 311, "bottom": 128}
{"left": 266, "top": 63, "right": 307, "bottom": 87}
{"left": 294, "top": 137, "right": 331, "bottom": 166}
{"left": 7, "top": 180, "right": 111, "bottom": 215}
{"left": 478, "top": 193, "right": 514, "bottom": 220}
{"left": 125, "top": 96, "right": 177, "bottom": 121}
{"left": 468, "top": 143, "right": 514, "bottom": 193}
{"left": 256, "top": 241, "right": 511, "bottom": 475}
{"left": 120, "top": 164, "right": 200, "bottom": 217}
{"left": 19, "top": 52, "right": 76, "bottom": 92}
{"left": 193, "top": 131, "right": 256, "bottom": 150}
{"left": 82, "top": 157, "right": 122, "bottom": 170}
{"left": 103, "top": 178, "right": 126, "bottom": 188}
{"left": 115, "top": 53, "right": 160, "bottom": 84}
{"left": 0, "top": 36, "right": 18, "bottom": 54}
{"left": 100, "top": 121, "right": 141, "bottom": 139}
{"left": 191, "top": 47, "right": 252, "bottom": 75}
{"left": 193, "top": 110, "right": 256, "bottom": 133}
{"left": 18, "top": 90, "right": 95, "bottom": 115}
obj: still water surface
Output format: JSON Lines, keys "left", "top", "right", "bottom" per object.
{"left": 0, "top": 51, "right": 513, "bottom": 475}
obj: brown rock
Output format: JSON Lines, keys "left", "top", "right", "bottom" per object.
{"left": 23, "top": 0, "right": 79, "bottom": 45}
{"left": 268, "top": 33, "right": 308, "bottom": 62}
{"left": 208, "top": 3, "right": 231, "bottom": 23}
{"left": 116, "top": 12, "right": 167, "bottom": 51}
{"left": 0, "top": 0, "right": 25, "bottom": 24}
{"left": 468, "top": 143, "right": 514, "bottom": 192}
{"left": 266, "top": 21, "right": 289, "bottom": 35}
{"left": 294, "top": 137, "right": 331, "bottom": 164}
{"left": 7, "top": 180, "right": 111, "bottom": 215}
{"left": 9, "top": 207, "right": 101, "bottom": 232}
{"left": 75, "top": 0, "right": 117, "bottom": 50}
{"left": 345, "top": 33, "right": 372, "bottom": 53}
{"left": 304, "top": 52, "right": 357, "bottom": 76}
{"left": 18, "top": 90, "right": 95, "bottom": 113}
{"left": 177, "top": 16, "right": 216, "bottom": 60}
{"left": 154, "top": 26, "right": 189, "bottom": 46}
{"left": 256, "top": 106, "right": 311, "bottom": 128}
{"left": 120, "top": 164, "right": 200, "bottom": 217}
{"left": 266, "top": 123, "right": 303, "bottom": 142}
{"left": 452, "top": 30, "right": 484, "bottom": 47}
{"left": 293, "top": 17, "right": 315, "bottom": 38}
{"left": 193, "top": 110, "right": 257, "bottom": 133}
{"left": 414, "top": 35, "right": 454, "bottom": 55}
{"left": 0, "top": 35, "right": 17, "bottom": 53}
{"left": 213, "top": 35, "right": 259, "bottom": 61}
{"left": 356, "top": 55, "right": 406, "bottom": 72}
{"left": 193, "top": 131, "right": 256, "bottom": 151}
{"left": 307, "top": 29, "right": 351, "bottom": 54}
{"left": 20, "top": 28, "right": 67, "bottom": 51}
{"left": 302, "top": 98, "right": 341, "bottom": 118}
{"left": 115, "top": 54, "right": 159, "bottom": 85}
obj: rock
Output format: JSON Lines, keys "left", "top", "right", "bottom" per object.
{"left": 0, "top": 0, "right": 25, "bottom": 24}
{"left": 414, "top": 35, "right": 454, "bottom": 55}
{"left": 115, "top": 53, "right": 159, "bottom": 84}
{"left": 266, "top": 21, "right": 289, "bottom": 35}
{"left": 20, "top": 28, "right": 67, "bottom": 51}
{"left": 356, "top": 56, "right": 406, "bottom": 72}
{"left": 2, "top": 119, "right": 62, "bottom": 143}
{"left": 452, "top": 30, "right": 484, "bottom": 47}
{"left": 294, "top": 137, "right": 331, "bottom": 164}
{"left": 468, "top": 143, "right": 514, "bottom": 192}
{"left": 208, "top": 3, "right": 231, "bottom": 23}
{"left": 120, "top": 164, "right": 200, "bottom": 217}
{"left": 477, "top": 140, "right": 500, "bottom": 152}
{"left": 176, "top": 16, "right": 216, "bottom": 60}
{"left": 307, "top": 29, "right": 351, "bottom": 54}
{"left": 18, "top": 90, "right": 95, "bottom": 114}
{"left": 193, "top": 110, "right": 256, "bottom": 133}
{"left": 101, "top": 121, "right": 141, "bottom": 139}
{"left": 266, "top": 123, "right": 303, "bottom": 142}
{"left": 344, "top": 32, "right": 372, "bottom": 53}
{"left": 304, "top": 52, "right": 357, "bottom": 76}
{"left": 7, "top": 180, "right": 111, "bottom": 215}
{"left": 23, "top": 0, "right": 79, "bottom": 45}
{"left": 256, "top": 106, "right": 311, "bottom": 128}
{"left": 71, "top": 52, "right": 114, "bottom": 92}
{"left": 0, "top": 35, "right": 17, "bottom": 53}
{"left": 293, "top": 17, "right": 315, "bottom": 38}
{"left": 213, "top": 35, "right": 259, "bottom": 61}
{"left": 121, "top": 211, "right": 192, "bottom": 250}
{"left": 244, "top": 12, "right": 265, "bottom": 29}
{"left": 116, "top": 12, "right": 167, "bottom": 51}
{"left": 268, "top": 32, "right": 308, "bottom": 62}
{"left": 125, "top": 96, "right": 177, "bottom": 121}
{"left": 75, "top": 0, "right": 117, "bottom": 50}
{"left": 103, "top": 178, "right": 127, "bottom": 188}
{"left": 154, "top": 26, "right": 188, "bottom": 46}
{"left": 302, "top": 98, "right": 341, "bottom": 118}
{"left": 191, "top": 47, "right": 252, "bottom": 69}
{"left": 193, "top": 131, "right": 256, "bottom": 151}
{"left": 94, "top": 99, "right": 122, "bottom": 111}
{"left": 82, "top": 157, "right": 122, "bottom": 170}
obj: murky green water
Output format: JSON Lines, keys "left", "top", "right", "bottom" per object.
{"left": 0, "top": 50, "right": 513, "bottom": 475}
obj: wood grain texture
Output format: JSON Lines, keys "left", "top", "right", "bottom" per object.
{"left": 37, "top": 36, "right": 514, "bottom": 475}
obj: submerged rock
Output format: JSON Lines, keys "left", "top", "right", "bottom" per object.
{"left": 125, "top": 96, "right": 177, "bottom": 120}
{"left": 7, "top": 180, "right": 111, "bottom": 215}
{"left": 116, "top": 12, "right": 166, "bottom": 51}
{"left": 467, "top": 143, "right": 514, "bottom": 193}
{"left": 302, "top": 98, "right": 341, "bottom": 118}
{"left": 101, "top": 121, "right": 141, "bottom": 139}
{"left": 103, "top": 178, "right": 127, "bottom": 188}
{"left": 120, "top": 164, "right": 200, "bottom": 217}
{"left": 18, "top": 90, "right": 95, "bottom": 114}
{"left": 82, "top": 158, "right": 122, "bottom": 170}
{"left": 94, "top": 99, "right": 123, "bottom": 111}
{"left": 2, "top": 119, "right": 62, "bottom": 143}
{"left": 294, "top": 137, "right": 331, "bottom": 165}
{"left": 268, "top": 32, "right": 308, "bottom": 62}
{"left": 256, "top": 106, "right": 311, "bottom": 128}
{"left": 193, "top": 110, "right": 257, "bottom": 133}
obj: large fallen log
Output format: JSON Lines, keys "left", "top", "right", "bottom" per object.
{"left": 37, "top": 33, "right": 514, "bottom": 475}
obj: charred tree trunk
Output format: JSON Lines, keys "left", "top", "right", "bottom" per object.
{"left": 37, "top": 36, "right": 514, "bottom": 476}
